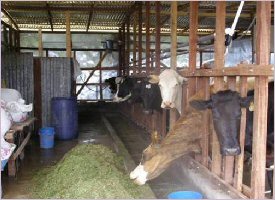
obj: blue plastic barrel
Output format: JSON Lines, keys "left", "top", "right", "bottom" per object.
{"left": 167, "top": 191, "right": 203, "bottom": 199}
{"left": 39, "top": 127, "right": 55, "bottom": 148}
{"left": 51, "top": 97, "right": 78, "bottom": 140}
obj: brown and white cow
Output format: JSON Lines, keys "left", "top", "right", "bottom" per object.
{"left": 130, "top": 90, "right": 253, "bottom": 185}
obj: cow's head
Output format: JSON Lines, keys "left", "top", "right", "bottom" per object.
{"left": 139, "top": 80, "right": 162, "bottom": 114}
{"left": 113, "top": 77, "right": 127, "bottom": 102}
{"left": 104, "top": 77, "right": 117, "bottom": 94}
{"left": 190, "top": 90, "right": 253, "bottom": 156}
{"left": 149, "top": 69, "right": 187, "bottom": 111}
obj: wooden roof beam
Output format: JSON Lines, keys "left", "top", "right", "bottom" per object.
{"left": 1, "top": 8, "right": 19, "bottom": 30}
{"left": 46, "top": 3, "right": 53, "bottom": 31}
{"left": 86, "top": 6, "right": 94, "bottom": 32}
{"left": 2, "top": 5, "right": 129, "bottom": 13}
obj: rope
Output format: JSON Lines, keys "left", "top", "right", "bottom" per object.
{"left": 228, "top": 1, "right": 245, "bottom": 37}
{"left": 236, "top": 16, "right": 256, "bottom": 40}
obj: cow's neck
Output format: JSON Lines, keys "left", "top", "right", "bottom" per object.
{"left": 175, "top": 85, "right": 182, "bottom": 115}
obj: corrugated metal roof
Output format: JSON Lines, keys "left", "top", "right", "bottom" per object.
{"left": 1, "top": 1, "right": 265, "bottom": 33}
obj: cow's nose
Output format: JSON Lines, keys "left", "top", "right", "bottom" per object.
{"left": 222, "top": 147, "right": 241, "bottom": 156}
{"left": 163, "top": 101, "right": 172, "bottom": 107}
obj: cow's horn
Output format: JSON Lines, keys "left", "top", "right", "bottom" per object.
{"left": 148, "top": 75, "right": 160, "bottom": 84}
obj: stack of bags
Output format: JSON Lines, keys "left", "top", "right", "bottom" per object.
{"left": 1, "top": 88, "right": 33, "bottom": 170}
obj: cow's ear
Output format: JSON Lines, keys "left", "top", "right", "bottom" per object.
{"left": 177, "top": 75, "right": 188, "bottom": 84}
{"left": 240, "top": 96, "right": 254, "bottom": 108}
{"left": 148, "top": 75, "right": 160, "bottom": 84}
{"left": 190, "top": 100, "right": 212, "bottom": 110}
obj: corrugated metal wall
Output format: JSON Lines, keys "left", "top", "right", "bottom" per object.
{"left": 41, "top": 57, "right": 72, "bottom": 127}
{"left": 1, "top": 52, "right": 34, "bottom": 104}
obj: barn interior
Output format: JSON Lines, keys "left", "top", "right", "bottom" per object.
{"left": 1, "top": 1, "right": 274, "bottom": 199}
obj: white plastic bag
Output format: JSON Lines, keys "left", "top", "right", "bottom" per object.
{"left": 5, "top": 101, "right": 33, "bottom": 122}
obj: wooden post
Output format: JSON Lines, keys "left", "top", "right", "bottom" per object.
{"left": 201, "top": 77, "right": 210, "bottom": 167}
{"left": 145, "top": 2, "right": 150, "bottom": 74}
{"left": 126, "top": 19, "right": 130, "bottom": 75}
{"left": 118, "top": 28, "right": 122, "bottom": 76}
{"left": 99, "top": 52, "right": 103, "bottom": 100}
{"left": 38, "top": 27, "right": 43, "bottom": 57}
{"left": 234, "top": 77, "right": 248, "bottom": 190}
{"left": 211, "top": 1, "right": 226, "bottom": 177}
{"left": 188, "top": 1, "right": 198, "bottom": 98}
{"left": 138, "top": 3, "right": 143, "bottom": 73}
{"left": 250, "top": 2, "right": 270, "bottom": 199}
{"left": 66, "top": 11, "right": 72, "bottom": 57}
{"left": 15, "top": 30, "right": 20, "bottom": 52}
{"left": 3, "top": 24, "right": 8, "bottom": 51}
{"left": 170, "top": 1, "right": 177, "bottom": 70}
{"left": 122, "top": 23, "right": 126, "bottom": 75}
{"left": 133, "top": 11, "right": 137, "bottom": 74}
{"left": 169, "top": 1, "right": 179, "bottom": 129}
{"left": 155, "top": 1, "right": 161, "bottom": 74}
{"left": 9, "top": 27, "right": 13, "bottom": 51}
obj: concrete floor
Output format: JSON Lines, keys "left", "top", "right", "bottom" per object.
{"left": 2, "top": 103, "right": 203, "bottom": 199}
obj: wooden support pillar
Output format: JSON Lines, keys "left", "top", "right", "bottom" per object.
{"left": 138, "top": 3, "right": 143, "bottom": 73}
{"left": 118, "top": 28, "right": 122, "bottom": 76}
{"left": 99, "top": 52, "right": 103, "bottom": 100}
{"left": 38, "top": 27, "right": 43, "bottom": 57}
{"left": 145, "top": 2, "right": 150, "bottom": 75}
{"left": 3, "top": 24, "right": 8, "bottom": 51}
{"left": 234, "top": 77, "right": 248, "bottom": 191}
{"left": 126, "top": 19, "right": 130, "bottom": 75}
{"left": 201, "top": 77, "right": 210, "bottom": 167}
{"left": 155, "top": 1, "right": 161, "bottom": 74}
{"left": 15, "top": 30, "right": 20, "bottom": 52}
{"left": 133, "top": 11, "right": 137, "bottom": 74}
{"left": 250, "top": 2, "right": 270, "bottom": 199}
{"left": 188, "top": 1, "right": 198, "bottom": 98}
{"left": 170, "top": 1, "right": 177, "bottom": 70}
{"left": 211, "top": 1, "right": 226, "bottom": 177}
{"left": 9, "top": 27, "right": 13, "bottom": 50}
{"left": 169, "top": 1, "right": 179, "bottom": 129}
{"left": 122, "top": 23, "right": 126, "bottom": 75}
{"left": 66, "top": 11, "right": 72, "bottom": 57}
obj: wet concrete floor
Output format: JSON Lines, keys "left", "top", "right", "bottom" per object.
{"left": 2, "top": 103, "right": 202, "bottom": 199}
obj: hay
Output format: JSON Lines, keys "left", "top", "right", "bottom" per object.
{"left": 31, "top": 144, "right": 148, "bottom": 199}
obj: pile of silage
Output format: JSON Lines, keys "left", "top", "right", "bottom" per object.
{"left": 31, "top": 144, "right": 147, "bottom": 199}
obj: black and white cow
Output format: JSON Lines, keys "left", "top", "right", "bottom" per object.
{"left": 114, "top": 76, "right": 162, "bottom": 113}
{"left": 104, "top": 77, "right": 118, "bottom": 94}
{"left": 139, "top": 79, "right": 162, "bottom": 114}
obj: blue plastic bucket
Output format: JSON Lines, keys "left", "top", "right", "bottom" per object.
{"left": 39, "top": 127, "right": 55, "bottom": 149}
{"left": 167, "top": 191, "right": 203, "bottom": 199}
{"left": 51, "top": 97, "right": 78, "bottom": 140}
{"left": 1, "top": 159, "right": 8, "bottom": 171}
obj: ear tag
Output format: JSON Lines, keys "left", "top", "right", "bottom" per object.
{"left": 249, "top": 101, "right": 254, "bottom": 111}
{"left": 146, "top": 84, "right": 151, "bottom": 89}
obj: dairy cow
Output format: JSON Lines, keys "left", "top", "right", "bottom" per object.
{"left": 139, "top": 79, "right": 162, "bottom": 114}
{"left": 130, "top": 90, "right": 253, "bottom": 185}
{"left": 113, "top": 76, "right": 162, "bottom": 113}
{"left": 104, "top": 77, "right": 118, "bottom": 94}
{"left": 148, "top": 69, "right": 188, "bottom": 114}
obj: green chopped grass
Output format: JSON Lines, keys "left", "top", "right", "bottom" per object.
{"left": 31, "top": 144, "right": 148, "bottom": 199}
